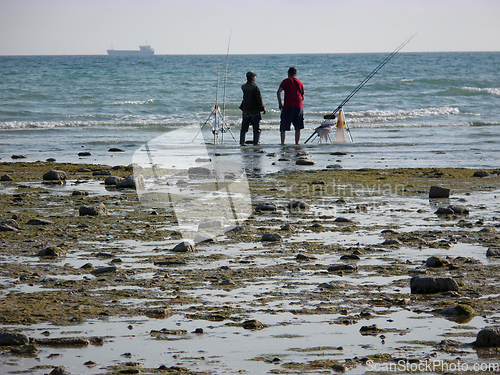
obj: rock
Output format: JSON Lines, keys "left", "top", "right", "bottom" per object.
{"left": 242, "top": 319, "right": 266, "bottom": 330}
{"left": 11, "top": 155, "right": 26, "bottom": 159}
{"left": 37, "top": 247, "right": 65, "bottom": 257}
{"left": 49, "top": 367, "right": 71, "bottom": 375}
{"left": 116, "top": 175, "right": 144, "bottom": 189}
{"left": 334, "top": 217, "right": 352, "bottom": 223}
{"left": 78, "top": 151, "right": 92, "bottom": 157}
{"left": 104, "top": 176, "right": 123, "bottom": 185}
{"left": 255, "top": 202, "right": 277, "bottom": 212}
{"left": 278, "top": 157, "right": 291, "bottom": 162}
{"left": 1, "top": 174, "right": 13, "bottom": 181}
{"left": 90, "top": 266, "right": 117, "bottom": 275}
{"left": 441, "top": 304, "right": 475, "bottom": 316}
{"left": 108, "top": 147, "right": 124, "bottom": 152}
{"left": 79, "top": 203, "right": 108, "bottom": 216}
{"left": 172, "top": 241, "right": 194, "bottom": 252}
{"left": 144, "top": 309, "right": 171, "bottom": 318}
{"left": 280, "top": 223, "right": 296, "bottom": 231}
{"left": 0, "top": 332, "right": 30, "bottom": 346}
{"left": 296, "top": 159, "right": 316, "bottom": 166}
{"left": 0, "top": 219, "right": 20, "bottom": 231}
{"left": 327, "top": 264, "right": 358, "bottom": 272}
{"left": 435, "top": 205, "right": 469, "bottom": 215}
{"left": 473, "top": 170, "right": 490, "bottom": 178}
{"left": 410, "top": 276, "right": 459, "bottom": 294}
{"left": 448, "top": 205, "right": 469, "bottom": 215}
{"left": 475, "top": 326, "right": 500, "bottom": 347}
{"left": 188, "top": 167, "right": 211, "bottom": 179}
{"left": 27, "top": 218, "right": 54, "bottom": 225}
{"left": 92, "top": 170, "right": 111, "bottom": 176}
{"left": 76, "top": 167, "right": 91, "bottom": 173}
{"left": 340, "top": 254, "right": 361, "bottom": 260}
{"left": 429, "top": 186, "right": 450, "bottom": 199}
{"left": 359, "top": 324, "right": 382, "bottom": 334}
{"left": 72, "top": 190, "right": 89, "bottom": 196}
{"left": 295, "top": 253, "right": 317, "bottom": 261}
{"left": 261, "top": 233, "right": 282, "bottom": 242}
{"left": 326, "top": 164, "right": 343, "bottom": 169}
{"left": 486, "top": 246, "right": 500, "bottom": 257}
{"left": 287, "top": 200, "right": 309, "bottom": 210}
{"left": 425, "top": 256, "right": 448, "bottom": 267}
{"left": 43, "top": 170, "right": 67, "bottom": 181}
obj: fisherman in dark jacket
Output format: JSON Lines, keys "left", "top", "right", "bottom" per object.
{"left": 239, "top": 71, "right": 266, "bottom": 145}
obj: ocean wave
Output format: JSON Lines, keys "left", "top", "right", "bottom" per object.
{"left": 108, "top": 98, "right": 159, "bottom": 105}
{"left": 438, "top": 87, "right": 500, "bottom": 97}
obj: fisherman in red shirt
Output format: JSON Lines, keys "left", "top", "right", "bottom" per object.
{"left": 277, "top": 67, "right": 305, "bottom": 145}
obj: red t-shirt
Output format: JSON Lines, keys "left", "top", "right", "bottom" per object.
{"left": 279, "top": 77, "right": 304, "bottom": 108}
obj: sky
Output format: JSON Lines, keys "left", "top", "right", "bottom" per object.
{"left": 0, "top": 0, "right": 499, "bottom": 55}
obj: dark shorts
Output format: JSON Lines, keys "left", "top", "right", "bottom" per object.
{"left": 280, "top": 107, "right": 304, "bottom": 132}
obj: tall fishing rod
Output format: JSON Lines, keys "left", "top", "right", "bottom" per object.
{"left": 305, "top": 34, "right": 416, "bottom": 144}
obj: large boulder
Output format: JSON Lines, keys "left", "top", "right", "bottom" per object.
{"left": 410, "top": 276, "right": 459, "bottom": 294}
{"left": 43, "top": 170, "right": 67, "bottom": 181}
{"left": 475, "top": 326, "right": 500, "bottom": 347}
{"left": 0, "top": 331, "right": 29, "bottom": 346}
{"left": 429, "top": 186, "right": 450, "bottom": 199}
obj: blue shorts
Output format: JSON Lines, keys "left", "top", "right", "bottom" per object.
{"left": 280, "top": 107, "right": 304, "bottom": 132}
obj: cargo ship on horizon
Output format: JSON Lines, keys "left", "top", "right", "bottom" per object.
{"left": 107, "top": 45, "right": 154, "bottom": 56}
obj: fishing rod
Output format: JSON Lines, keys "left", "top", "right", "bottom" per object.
{"left": 305, "top": 34, "right": 416, "bottom": 144}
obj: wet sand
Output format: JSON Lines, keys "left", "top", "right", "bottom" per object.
{"left": 0, "top": 160, "right": 500, "bottom": 374}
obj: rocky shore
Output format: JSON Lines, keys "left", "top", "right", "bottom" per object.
{"left": 1, "top": 161, "right": 500, "bottom": 374}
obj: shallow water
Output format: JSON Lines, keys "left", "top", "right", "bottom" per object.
{"left": 0, "top": 310, "right": 492, "bottom": 375}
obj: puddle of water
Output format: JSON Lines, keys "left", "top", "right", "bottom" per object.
{"left": 0, "top": 310, "right": 488, "bottom": 375}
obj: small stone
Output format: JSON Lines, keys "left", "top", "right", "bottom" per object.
{"left": 104, "top": 176, "right": 123, "bottom": 185}
{"left": 0, "top": 174, "right": 13, "bottom": 181}
{"left": 78, "top": 151, "right": 92, "bottom": 156}
{"left": 116, "top": 175, "right": 143, "bottom": 189}
{"left": 425, "top": 256, "right": 447, "bottom": 267}
{"left": 287, "top": 200, "right": 309, "bottom": 210}
{"left": 72, "top": 190, "right": 89, "bottom": 196}
{"left": 90, "top": 266, "right": 117, "bottom": 275}
{"left": 261, "top": 233, "right": 282, "bottom": 242}
{"left": 76, "top": 167, "right": 91, "bottom": 172}
{"left": 37, "top": 247, "right": 65, "bottom": 257}
{"left": 242, "top": 319, "right": 266, "bottom": 330}
{"left": 92, "top": 170, "right": 111, "bottom": 176}
{"left": 296, "top": 159, "right": 316, "bottom": 166}
{"left": 172, "top": 241, "right": 194, "bottom": 252}
{"left": 108, "top": 147, "right": 124, "bottom": 152}
{"left": 79, "top": 203, "right": 108, "bottom": 216}
{"left": 327, "top": 264, "right": 358, "bottom": 272}
{"left": 255, "top": 202, "right": 277, "bottom": 212}
{"left": 11, "top": 155, "right": 26, "bottom": 159}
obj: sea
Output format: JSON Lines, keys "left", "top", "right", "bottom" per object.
{"left": 1, "top": 52, "right": 499, "bottom": 170}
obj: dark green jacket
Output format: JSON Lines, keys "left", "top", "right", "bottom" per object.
{"left": 239, "top": 82, "right": 265, "bottom": 114}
